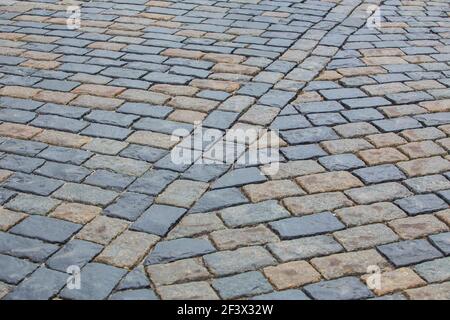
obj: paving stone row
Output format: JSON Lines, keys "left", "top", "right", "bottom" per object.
{"left": 0, "top": 0, "right": 449, "bottom": 300}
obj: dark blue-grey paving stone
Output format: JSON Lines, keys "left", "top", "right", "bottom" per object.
{"left": 110, "top": 78, "right": 150, "bottom": 90}
{"left": 202, "top": 110, "right": 239, "bottom": 129}
{"left": 59, "top": 63, "right": 104, "bottom": 74}
{"left": 318, "top": 154, "right": 365, "bottom": 171}
{"left": 212, "top": 271, "right": 272, "bottom": 299}
{"left": 153, "top": 153, "right": 193, "bottom": 173}
{"left": 377, "top": 239, "right": 443, "bottom": 267}
{"left": 101, "top": 67, "right": 147, "bottom": 79}
{"left": 0, "top": 254, "right": 38, "bottom": 285}
{"left": 307, "top": 113, "right": 347, "bottom": 126}
{"left": 0, "top": 188, "right": 15, "bottom": 205}
{"left": 190, "top": 187, "right": 248, "bottom": 213}
{"left": 118, "top": 102, "right": 172, "bottom": 118}
{"left": 116, "top": 267, "right": 150, "bottom": 291}
{"left": 120, "top": 144, "right": 167, "bottom": 163}
{"left": 182, "top": 164, "right": 229, "bottom": 182}
{"left": 4, "top": 173, "right": 63, "bottom": 196}
{"left": 4, "top": 267, "right": 67, "bottom": 300}
{"left": 281, "top": 144, "right": 327, "bottom": 160}
{"left": 429, "top": 232, "right": 450, "bottom": 255}
{"left": 0, "top": 108, "right": 36, "bottom": 123}
{"left": 5, "top": 194, "right": 60, "bottom": 215}
{"left": 31, "top": 115, "right": 88, "bottom": 133}
{"left": 10, "top": 215, "right": 81, "bottom": 244}
{"left": 237, "top": 82, "right": 272, "bottom": 97}
{"left": 0, "top": 232, "right": 58, "bottom": 263}
{"left": 143, "top": 72, "right": 191, "bottom": 84}
{"left": 304, "top": 277, "right": 373, "bottom": 300}
{"left": 414, "top": 112, "right": 450, "bottom": 126}
{"left": 0, "top": 138, "right": 47, "bottom": 156}
{"left": 145, "top": 238, "right": 216, "bottom": 265}
{"left": 84, "top": 169, "right": 135, "bottom": 191}
{"left": 37, "top": 103, "right": 89, "bottom": 118}
{"left": 196, "top": 90, "right": 230, "bottom": 101}
{"left": 270, "top": 115, "right": 311, "bottom": 130}
{"left": 129, "top": 169, "right": 178, "bottom": 195}
{"left": 0, "top": 154, "right": 44, "bottom": 173}
{"left": 104, "top": 192, "right": 153, "bottom": 221}
{"left": 386, "top": 91, "right": 433, "bottom": 105}
{"left": 109, "top": 289, "right": 158, "bottom": 300}
{"left": 394, "top": 194, "right": 448, "bottom": 215}
{"left": 258, "top": 90, "right": 295, "bottom": 108}
{"left": 81, "top": 123, "right": 132, "bottom": 140}
{"left": 353, "top": 164, "right": 406, "bottom": 184}
{"left": 211, "top": 167, "right": 266, "bottom": 189}
{"left": 35, "top": 161, "right": 91, "bottom": 183}
{"left": 0, "top": 97, "right": 43, "bottom": 110}
{"left": 34, "top": 79, "right": 80, "bottom": 92}
{"left": 131, "top": 204, "right": 186, "bottom": 237}
{"left": 320, "top": 88, "right": 366, "bottom": 100}
{"left": 84, "top": 110, "right": 139, "bottom": 128}
{"left": 372, "top": 117, "right": 422, "bottom": 132}
{"left": 38, "top": 146, "right": 92, "bottom": 165}
{"left": 295, "top": 101, "right": 344, "bottom": 114}
{"left": 438, "top": 190, "right": 450, "bottom": 203}
{"left": 0, "top": 74, "right": 41, "bottom": 86}
{"left": 133, "top": 118, "right": 193, "bottom": 135}
{"left": 60, "top": 263, "right": 127, "bottom": 300}
{"left": 46, "top": 239, "right": 103, "bottom": 272}
{"left": 269, "top": 212, "right": 345, "bottom": 240}
{"left": 413, "top": 257, "right": 450, "bottom": 283}
{"left": 281, "top": 127, "right": 338, "bottom": 144}
{"left": 341, "top": 97, "right": 391, "bottom": 109}
{"left": 252, "top": 289, "right": 310, "bottom": 300}
{"left": 342, "top": 108, "right": 384, "bottom": 122}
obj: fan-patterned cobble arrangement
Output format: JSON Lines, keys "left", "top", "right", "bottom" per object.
{"left": 0, "top": 0, "right": 449, "bottom": 300}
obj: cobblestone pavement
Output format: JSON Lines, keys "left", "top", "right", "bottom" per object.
{"left": 0, "top": 0, "right": 449, "bottom": 300}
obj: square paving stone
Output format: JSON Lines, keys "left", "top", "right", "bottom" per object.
{"left": 429, "top": 232, "right": 450, "bottom": 255}
{"left": 182, "top": 164, "right": 229, "bottom": 182}
{"left": 353, "top": 164, "right": 406, "bottom": 184}
{"left": 318, "top": 154, "right": 365, "bottom": 171}
{"left": 212, "top": 271, "right": 273, "bottom": 299}
{"left": 304, "top": 277, "right": 374, "bottom": 300}
{"left": 202, "top": 110, "right": 239, "bottom": 129}
{"left": 4, "top": 172, "right": 64, "bottom": 196}
{"left": 377, "top": 239, "right": 443, "bottom": 267}
{"left": 46, "top": 239, "right": 103, "bottom": 272}
{"left": 0, "top": 254, "right": 38, "bottom": 285}
{"left": 269, "top": 212, "right": 345, "bottom": 240}
{"left": 5, "top": 193, "right": 60, "bottom": 215}
{"left": 131, "top": 204, "right": 186, "bottom": 237}
{"left": 145, "top": 237, "right": 215, "bottom": 265}
{"left": 129, "top": 169, "right": 178, "bottom": 196}
{"left": 104, "top": 192, "right": 153, "bottom": 221}
{"left": 10, "top": 215, "right": 81, "bottom": 243}
{"left": 190, "top": 187, "right": 248, "bottom": 213}
{"left": 4, "top": 267, "right": 67, "bottom": 300}
{"left": 60, "top": 263, "right": 127, "bottom": 300}
{"left": 394, "top": 194, "right": 448, "bottom": 215}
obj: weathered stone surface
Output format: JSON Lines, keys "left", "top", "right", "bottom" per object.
{"left": 264, "top": 261, "right": 321, "bottom": 290}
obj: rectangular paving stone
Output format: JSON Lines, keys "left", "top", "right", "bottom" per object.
{"left": 52, "top": 183, "right": 118, "bottom": 207}
{"left": 0, "top": 231, "right": 58, "bottom": 263}
{"left": 190, "top": 187, "right": 248, "bottom": 213}
{"left": 0, "top": 138, "right": 47, "bottom": 156}
{"left": 333, "top": 224, "right": 399, "bottom": 251}
{"left": 394, "top": 194, "right": 448, "bottom": 215}
{"left": 0, "top": 154, "right": 44, "bottom": 173}
{"left": 269, "top": 212, "right": 345, "bottom": 240}
{"left": 76, "top": 216, "right": 129, "bottom": 245}
{"left": 4, "top": 172, "right": 63, "bottom": 196}
{"left": 129, "top": 169, "right": 178, "bottom": 196}
{"left": 46, "top": 239, "right": 103, "bottom": 272}
{"left": 283, "top": 192, "right": 353, "bottom": 215}
{"left": 146, "top": 258, "right": 210, "bottom": 287}
{"left": 414, "top": 257, "right": 450, "bottom": 283}
{"left": 212, "top": 271, "right": 273, "bottom": 299}
{"left": 353, "top": 164, "right": 406, "bottom": 184}
{"left": 60, "top": 263, "right": 127, "bottom": 300}
{"left": 281, "top": 127, "right": 338, "bottom": 145}
{"left": 38, "top": 146, "right": 92, "bottom": 165}
{"left": 345, "top": 182, "right": 413, "bottom": 204}
{"left": 104, "top": 192, "right": 153, "bottom": 221}
{"left": 10, "top": 215, "right": 81, "bottom": 244}
{"left": 377, "top": 239, "right": 443, "bottom": 267}
{"left": 4, "top": 267, "right": 67, "bottom": 300}
{"left": 0, "top": 254, "right": 38, "bottom": 285}
{"left": 429, "top": 232, "right": 450, "bottom": 255}
{"left": 5, "top": 193, "right": 60, "bottom": 215}
{"left": 304, "top": 276, "right": 373, "bottom": 300}
{"left": 145, "top": 237, "right": 216, "bottom": 265}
